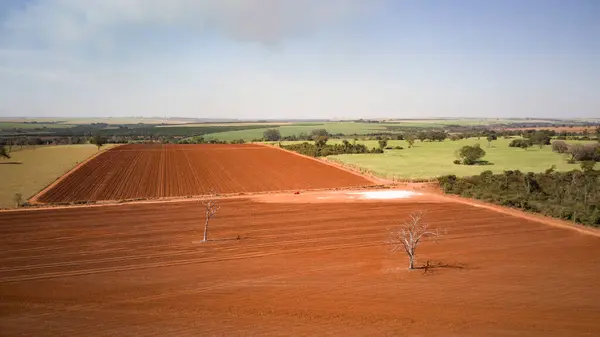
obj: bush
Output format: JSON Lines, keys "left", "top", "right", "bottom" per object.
{"left": 551, "top": 140, "right": 568, "bottom": 153}
{"left": 580, "top": 161, "right": 596, "bottom": 172}
{"left": 568, "top": 143, "right": 599, "bottom": 161}
{"left": 263, "top": 129, "right": 281, "bottom": 141}
{"left": 509, "top": 139, "right": 532, "bottom": 149}
{"left": 457, "top": 144, "right": 486, "bottom": 165}
{"left": 453, "top": 159, "right": 461, "bottom": 165}
{"left": 394, "top": 146, "right": 404, "bottom": 150}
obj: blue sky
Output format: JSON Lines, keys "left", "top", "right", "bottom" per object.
{"left": 0, "top": 0, "right": 598, "bottom": 119}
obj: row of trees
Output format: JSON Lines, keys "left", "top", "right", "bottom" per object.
{"left": 552, "top": 141, "right": 600, "bottom": 162}
{"left": 282, "top": 139, "right": 384, "bottom": 157}
{"left": 438, "top": 168, "right": 600, "bottom": 227}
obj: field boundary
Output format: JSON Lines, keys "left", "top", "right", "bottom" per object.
{"left": 28, "top": 145, "right": 121, "bottom": 204}
{"left": 436, "top": 193, "right": 600, "bottom": 238}
{"left": 322, "top": 156, "right": 438, "bottom": 184}
{"left": 256, "top": 143, "right": 386, "bottom": 185}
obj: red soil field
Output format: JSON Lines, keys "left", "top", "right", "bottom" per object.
{"left": 35, "top": 144, "right": 373, "bottom": 203}
{"left": 1, "top": 196, "right": 600, "bottom": 336}
{"left": 502, "top": 126, "right": 597, "bottom": 133}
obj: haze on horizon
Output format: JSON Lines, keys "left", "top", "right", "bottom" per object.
{"left": 0, "top": 0, "right": 598, "bottom": 120}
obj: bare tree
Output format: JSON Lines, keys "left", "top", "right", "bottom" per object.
{"left": 389, "top": 212, "right": 441, "bottom": 269}
{"left": 201, "top": 193, "right": 220, "bottom": 242}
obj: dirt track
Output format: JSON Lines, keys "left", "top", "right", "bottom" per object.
{"left": 35, "top": 144, "right": 373, "bottom": 203}
{"left": 2, "top": 196, "right": 600, "bottom": 336}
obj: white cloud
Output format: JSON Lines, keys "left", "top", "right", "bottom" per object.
{"left": 3, "top": 0, "right": 381, "bottom": 46}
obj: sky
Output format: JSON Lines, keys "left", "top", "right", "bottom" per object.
{"left": 0, "top": 0, "right": 598, "bottom": 120}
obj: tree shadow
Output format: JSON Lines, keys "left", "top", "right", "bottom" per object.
{"left": 475, "top": 160, "right": 494, "bottom": 166}
{"left": 0, "top": 162, "right": 22, "bottom": 165}
{"left": 414, "top": 260, "right": 469, "bottom": 275}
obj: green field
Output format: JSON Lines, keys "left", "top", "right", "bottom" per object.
{"left": 281, "top": 138, "right": 593, "bottom": 181}
{"left": 201, "top": 122, "right": 428, "bottom": 141}
{"left": 0, "top": 144, "right": 114, "bottom": 208}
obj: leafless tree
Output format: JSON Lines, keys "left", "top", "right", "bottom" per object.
{"left": 389, "top": 212, "right": 441, "bottom": 269}
{"left": 201, "top": 193, "right": 220, "bottom": 242}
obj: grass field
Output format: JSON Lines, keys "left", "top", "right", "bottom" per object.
{"left": 202, "top": 122, "right": 426, "bottom": 141}
{"left": 0, "top": 144, "right": 114, "bottom": 208}
{"left": 278, "top": 138, "right": 594, "bottom": 180}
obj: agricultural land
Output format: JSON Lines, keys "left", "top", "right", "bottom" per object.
{"left": 0, "top": 144, "right": 113, "bottom": 208}
{"left": 2, "top": 192, "right": 600, "bottom": 335}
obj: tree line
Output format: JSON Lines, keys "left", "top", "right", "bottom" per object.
{"left": 438, "top": 168, "right": 600, "bottom": 227}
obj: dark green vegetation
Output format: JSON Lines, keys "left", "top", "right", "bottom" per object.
{"left": 456, "top": 144, "right": 486, "bottom": 165}
{"left": 282, "top": 139, "right": 384, "bottom": 157}
{"left": 0, "top": 145, "right": 10, "bottom": 159}
{"left": 439, "top": 169, "right": 600, "bottom": 227}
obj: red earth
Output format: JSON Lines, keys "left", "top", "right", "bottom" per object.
{"left": 2, "top": 194, "right": 600, "bottom": 336}
{"left": 501, "top": 126, "right": 597, "bottom": 133}
{"left": 34, "top": 144, "right": 374, "bottom": 203}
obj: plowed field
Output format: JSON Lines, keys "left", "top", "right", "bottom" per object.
{"left": 35, "top": 144, "right": 373, "bottom": 203}
{"left": 1, "top": 196, "right": 600, "bottom": 336}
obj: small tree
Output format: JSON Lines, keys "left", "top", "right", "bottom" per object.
{"left": 551, "top": 140, "right": 569, "bottom": 153}
{"left": 457, "top": 144, "right": 486, "bottom": 165}
{"left": 389, "top": 212, "right": 441, "bottom": 270}
{"left": 13, "top": 193, "right": 23, "bottom": 208}
{"left": 263, "top": 129, "right": 281, "bottom": 141}
{"left": 310, "top": 129, "right": 329, "bottom": 140}
{"left": 595, "top": 126, "right": 600, "bottom": 142}
{"left": 486, "top": 134, "right": 497, "bottom": 148}
{"left": 530, "top": 131, "right": 551, "bottom": 148}
{"left": 90, "top": 135, "right": 105, "bottom": 151}
{"left": 378, "top": 138, "right": 388, "bottom": 150}
{"left": 0, "top": 146, "right": 10, "bottom": 159}
{"left": 405, "top": 134, "right": 415, "bottom": 148}
{"left": 580, "top": 161, "right": 596, "bottom": 172}
{"left": 568, "top": 143, "right": 587, "bottom": 161}
{"left": 314, "top": 135, "right": 329, "bottom": 147}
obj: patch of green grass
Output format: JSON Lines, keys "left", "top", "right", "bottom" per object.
{"left": 0, "top": 144, "right": 115, "bottom": 208}
{"left": 323, "top": 138, "right": 594, "bottom": 180}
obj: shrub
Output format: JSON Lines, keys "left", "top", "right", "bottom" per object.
{"left": 568, "top": 143, "right": 599, "bottom": 161}
{"left": 551, "top": 140, "right": 568, "bottom": 153}
{"left": 378, "top": 139, "right": 388, "bottom": 149}
{"left": 453, "top": 159, "right": 461, "bottom": 165}
{"left": 509, "top": 139, "right": 532, "bottom": 149}
{"left": 394, "top": 146, "right": 404, "bottom": 150}
{"left": 457, "top": 144, "right": 486, "bottom": 165}
{"left": 580, "top": 161, "right": 596, "bottom": 172}
{"left": 263, "top": 129, "right": 281, "bottom": 141}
